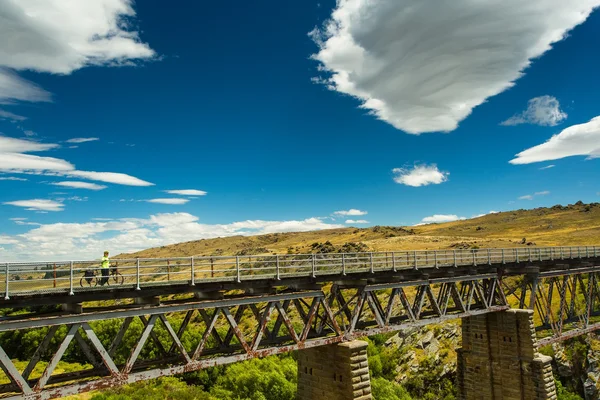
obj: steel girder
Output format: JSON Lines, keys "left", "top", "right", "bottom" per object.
{"left": 0, "top": 275, "right": 506, "bottom": 399}
{"left": 503, "top": 269, "right": 600, "bottom": 345}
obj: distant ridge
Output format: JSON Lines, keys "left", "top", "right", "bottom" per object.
{"left": 121, "top": 201, "right": 600, "bottom": 259}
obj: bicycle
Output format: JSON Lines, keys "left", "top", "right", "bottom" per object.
{"left": 80, "top": 263, "right": 124, "bottom": 287}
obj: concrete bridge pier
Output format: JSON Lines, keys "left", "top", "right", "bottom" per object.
{"left": 297, "top": 340, "right": 372, "bottom": 400}
{"left": 457, "top": 309, "right": 556, "bottom": 400}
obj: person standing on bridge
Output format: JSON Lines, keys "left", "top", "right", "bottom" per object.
{"left": 100, "top": 251, "right": 110, "bottom": 286}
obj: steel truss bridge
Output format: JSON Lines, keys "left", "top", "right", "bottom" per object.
{"left": 0, "top": 246, "right": 599, "bottom": 399}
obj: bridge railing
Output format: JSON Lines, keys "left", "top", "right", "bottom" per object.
{"left": 1, "top": 246, "right": 598, "bottom": 299}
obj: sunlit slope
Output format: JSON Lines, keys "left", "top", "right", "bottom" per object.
{"left": 413, "top": 201, "right": 600, "bottom": 246}
{"left": 121, "top": 201, "right": 600, "bottom": 258}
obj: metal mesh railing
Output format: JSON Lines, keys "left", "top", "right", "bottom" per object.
{"left": 1, "top": 246, "right": 598, "bottom": 299}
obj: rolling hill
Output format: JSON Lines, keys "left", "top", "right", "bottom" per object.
{"left": 121, "top": 201, "right": 600, "bottom": 259}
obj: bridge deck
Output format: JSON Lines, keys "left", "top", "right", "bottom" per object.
{"left": 0, "top": 246, "right": 599, "bottom": 399}
{"left": 1, "top": 246, "right": 598, "bottom": 305}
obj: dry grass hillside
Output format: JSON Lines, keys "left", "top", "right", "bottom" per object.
{"left": 122, "top": 201, "right": 600, "bottom": 259}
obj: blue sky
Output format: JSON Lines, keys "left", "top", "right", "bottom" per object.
{"left": 1, "top": 0, "right": 600, "bottom": 260}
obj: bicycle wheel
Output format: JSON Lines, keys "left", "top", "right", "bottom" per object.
{"left": 112, "top": 272, "right": 124, "bottom": 285}
{"left": 80, "top": 276, "right": 98, "bottom": 287}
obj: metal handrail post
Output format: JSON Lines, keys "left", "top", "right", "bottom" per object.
{"left": 539, "top": 248, "right": 542, "bottom": 262}
{"left": 515, "top": 248, "right": 519, "bottom": 264}
{"left": 487, "top": 249, "right": 491, "bottom": 265}
{"left": 392, "top": 252, "right": 396, "bottom": 272}
{"left": 4, "top": 263, "right": 9, "bottom": 300}
{"left": 453, "top": 250, "right": 457, "bottom": 267}
{"left": 473, "top": 249, "right": 477, "bottom": 266}
{"left": 414, "top": 251, "right": 418, "bottom": 270}
{"left": 236, "top": 256, "right": 241, "bottom": 283}
{"left": 528, "top": 248, "right": 532, "bottom": 262}
{"left": 311, "top": 254, "right": 316, "bottom": 278}
{"left": 276, "top": 255, "right": 280, "bottom": 280}
{"left": 370, "top": 252, "right": 374, "bottom": 273}
{"left": 69, "top": 261, "right": 74, "bottom": 295}
{"left": 136, "top": 258, "right": 141, "bottom": 290}
{"left": 434, "top": 251, "right": 438, "bottom": 268}
{"left": 190, "top": 257, "right": 195, "bottom": 286}
{"left": 342, "top": 253, "right": 346, "bottom": 276}
{"left": 561, "top": 247, "right": 564, "bottom": 260}
{"left": 502, "top": 249, "right": 505, "bottom": 264}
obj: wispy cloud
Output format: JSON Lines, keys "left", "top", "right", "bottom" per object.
{"left": 3, "top": 199, "right": 64, "bottom": 212}
{"left": 0, "top": 109, "right": 27, "bottom": 122}
{"left": 511, "top": 116, "right": 600, "bottom": 164}
{"left": 310, "top": 0, "right": 598, "bottom": 134}
{"left": 65, "top": 137, "right": 99, "bottom": 144}
{"left": 345, "top": 219, "right": 369, "bottom": 224}
{"left": 65, "top": 171, "right": 153, "bottom": 186}
{"left": 417, "top": 214, "right": 466, "bottom": 225}
{"left": 501, "top": 96, "right": 567, "bottom": 126}
{"left": 539, "top": 165, "right": 555, "bottom": 170}
{"left": 0, "top": 176, "right": 27, "bottom": 181}
{"left": 164, "top": 189, "right": 207, "bottom": 196}
{"left": 147, "top": 198, "right": 190, "bottom": 205}
{"left": 0, "top": 136, "right": 153, "bottom": 186}
{"left": 472, "top": 211, "right": 499, "bottom": 218}
{"left": 392, "top": 164, "right": 449, "bottom": 187}
{"left": 333, "top": 209, "right": 367, "bottom": 216}
{"left": 51, "top": 181, "right": 107, "bottom": 190}
{"left": 518, "top": 191, "right": 549, "bottom": 201}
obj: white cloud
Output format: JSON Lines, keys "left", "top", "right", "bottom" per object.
{"left": 519, "top": 195, "right": 534, "bottom": 200}
{"left": 3, "top": 199, "right": 64, "bottom": 212}
{"left": 345, "top": 219, "right": 369, "bottom": 224}
{"left": 0, "top": 236, "right": 18, "bottom": 245}
{"left": 392, "top": 164, "right": 449, "bottom": 187}
{"left": 65, "top": 138, "right": 99, "bottom": 144}
{"left": 0, "top": 176, "right": 27, "bottom": 181}
{"left": 51, "top": 181, "right": 106, "bottom": 190}
{"left": 501, "top": 96, "right": 567, "bottom": 126}
{"left": 0, "top": 109, "right": 26, "bottom": 121}
{"left": 0, "top": 212, "right": 345, "bottom": 260}
{"left": 539, "top": 165, "right": 555, "bottom": 170}
{"left": 418, "top": 214, "right": 466, "bottom": 224}
{"left": 534, "top": 191, "right": 550, "bottom": 196}
{"left": 510, "top": 116, "right": 600, "bottom": 164}
{"left": 0, "top": 68, "right": 51, "bottom": 103}
{"left": 333, "top": 209, "right": 368, "bottom": 216}
{"left": 9, "top": 218, "right": 27, "bottom": 221}
{"left": 0, "top": 136, "right": 73, "bottom": 172}
{"left": 0, "top": 0, "right": 154, "bottom": 104}
{"left": 0, "top": 153, "right": 74, "bottom": 172}
{"left": 310, "top": 0, "right": 599, "bottom": 134}
{"left": 147, "top": 198, "right": 190, "bottom": 205}
{"left": 164, "top": 189, "right": 208, "bottom": 196}
{"left": 472, "top": 211, "right": 499, "bottom": 218}
{"left": 0, "top": 136, "right": 57, "bottom": 153}
{"left": 65, "top": 171, "right": 153, "bottom": 186}
{"left": 65, "top": 196, "right": 88, "bottom": 202}
{"left": 0, "top": 137, "right": 152, "bottom": 185}
{"left": 13, "top": 220, "right": 40, "bottom": 226}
